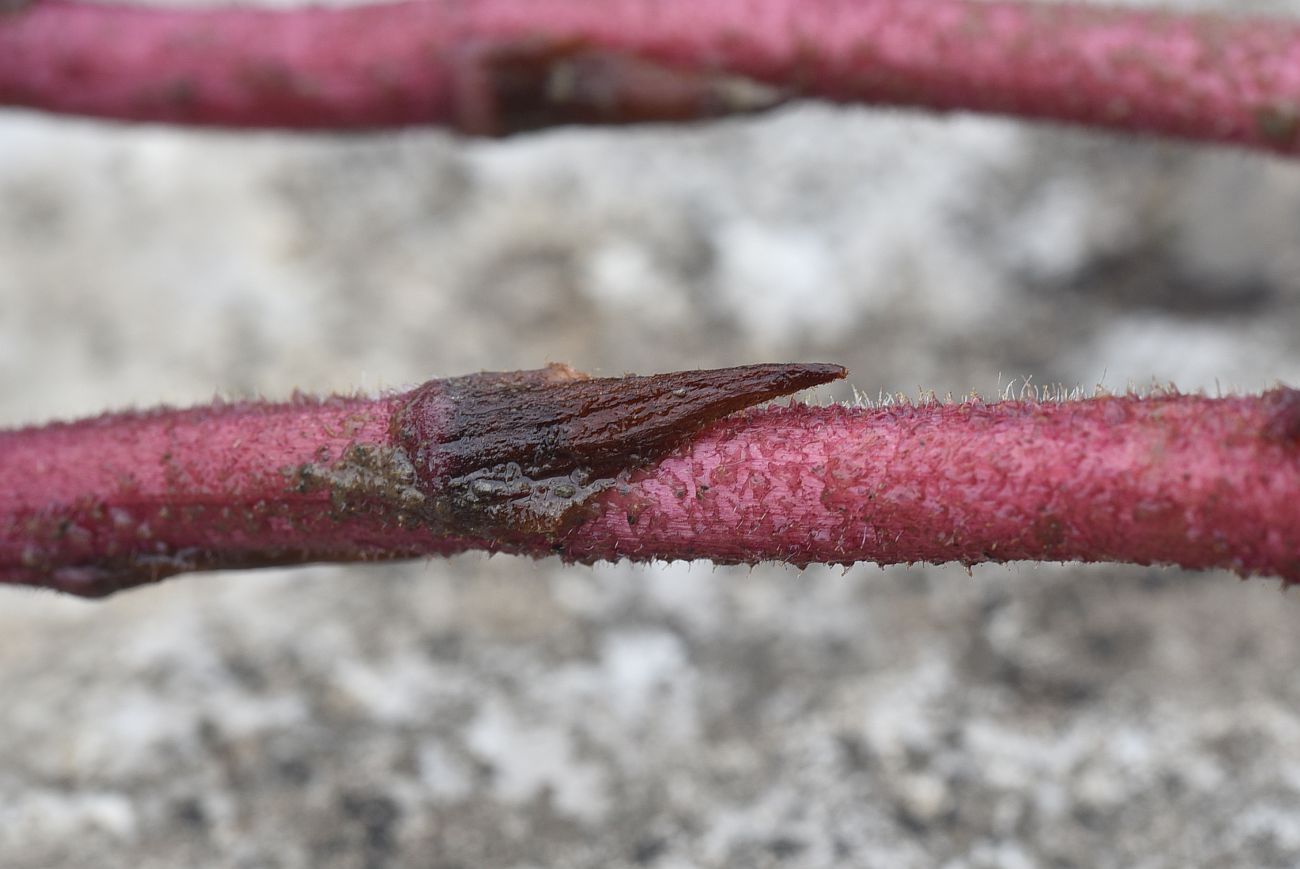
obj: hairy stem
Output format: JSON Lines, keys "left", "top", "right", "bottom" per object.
{"left": 0, "top": 364, "right": 844, "bottom": 597}
{"left": 3, "top": 365, "right": 1299, "bottom": 598}
{"left": 572, "top": 389, "right": 1300, "bottom": 583}
{"left": 3, "top": 0, "right": 1300, "bottom": 150}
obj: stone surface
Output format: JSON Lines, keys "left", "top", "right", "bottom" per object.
{"left": 4, "top": 2, "right": 1300, "bottom": 865}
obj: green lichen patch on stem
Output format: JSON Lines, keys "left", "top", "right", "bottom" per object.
{"left": 286, "top": 443, "right": 429, "bottom": 528}
{"left": 437, "top": 462, "right": 617, "bottom": 543}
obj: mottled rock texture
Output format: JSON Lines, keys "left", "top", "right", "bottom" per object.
{"left": 3, "top": 1, "right": 1300, "bottom": 865}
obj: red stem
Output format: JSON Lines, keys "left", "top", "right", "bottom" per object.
{"left": 4, "top": 365, "right": 1299, "bottom": 598}
{"left": 4, "top": 0, "right": 1300, "bottom": 149}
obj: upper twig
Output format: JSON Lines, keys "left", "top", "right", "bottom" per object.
{"left": 3, "top": 0, "right": 1300, "bottom": 152}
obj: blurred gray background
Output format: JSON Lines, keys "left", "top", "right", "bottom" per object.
{"left": 4, "top": 0, "right": 1300, "bottom": 866}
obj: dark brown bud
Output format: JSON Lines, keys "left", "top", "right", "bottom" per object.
{"left": 1261, "top": 386, "right": 1300, "bottom": 444}
{"left": 392, "top": 362, "right": 845, "bottom": 538}
{"left": 452, "top": 38, "right": 790, "bottom": 136}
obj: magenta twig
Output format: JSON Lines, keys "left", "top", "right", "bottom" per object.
{"left": 0, "top": 364, "right": 843, "bottom": 597}
{"left": 3, "top": 364, "right": 1299, "bottom": 599}
{"left": 4, "top": 0, "right": 1300, "bottom": 150}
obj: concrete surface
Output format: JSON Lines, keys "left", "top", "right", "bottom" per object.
{"left": 3, "top": 2, "right": 1300, "bottom": 865}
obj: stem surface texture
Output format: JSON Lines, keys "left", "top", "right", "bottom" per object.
{"left": 3, "top": 365, "right": 1298, "bottom": 597}
{"left": 4, "top": 0, "right": 1300, "bottom": 150}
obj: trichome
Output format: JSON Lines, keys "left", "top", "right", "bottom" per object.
{"left": 3, "top": 364, "right": 1299, "bottom": 599}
